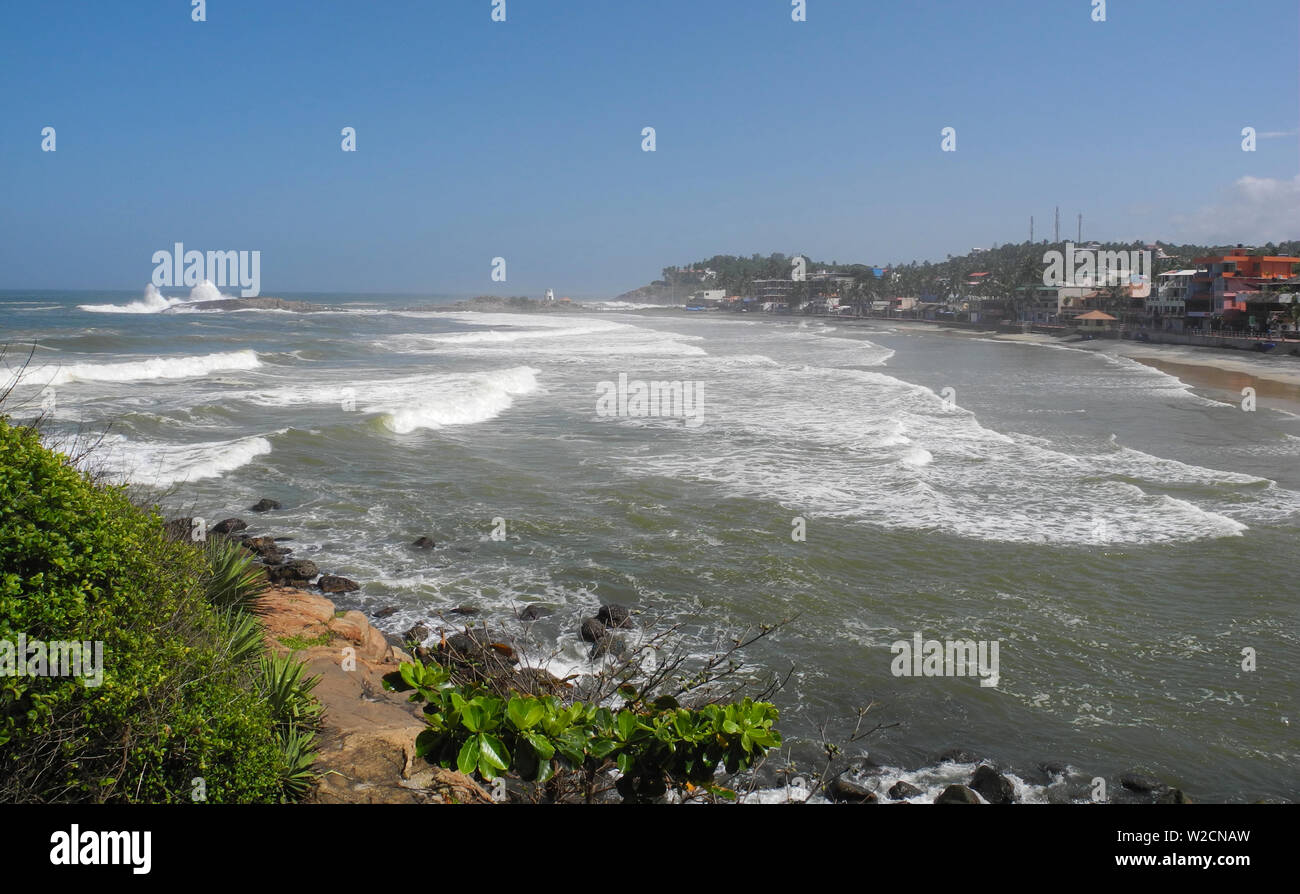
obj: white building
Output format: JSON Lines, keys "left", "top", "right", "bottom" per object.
{"left": 1147, "top": 269, "right": 1196, "bottom": 321}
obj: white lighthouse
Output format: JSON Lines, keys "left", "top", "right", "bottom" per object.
{"left": 544, "top": 288, "right": 555, "bottom": 303}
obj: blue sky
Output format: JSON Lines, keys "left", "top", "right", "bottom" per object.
{"left": 1, "top": 0, "right": 1297, "bottom": 297}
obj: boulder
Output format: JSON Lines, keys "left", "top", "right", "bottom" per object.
{"left": 827, "top": 775, "right": 878, "bottom": 803}
{"left": 212, "top": 518, "right": 248, "bottom": 535}
{"left": 267, "top": 559, "right": 319, "bottom": 585}
{"left": 888, "top": 780, "right": 923, "bottom": 800}
{"left": 250, "top": 498, "right": 282, "bottom": 512}
{"left": 969, "top": 764, "right": 1016, "bottom": 804}
{"left": 580, "top": 618, "right": 606, "bottom": 643}
{"left": 242, "top": 536, "right": 285, "bottom": 562}
{"left": 934, "top": 784, "right": 982, "bottom": 804}
{"left": 450, "top": 605, "right": 480, "bottom": 616}
{"left": 318, "top": 575, "right": 360, "bottom": 594}
{"left": 936, "top": 748, "right": 978, "bottom": 764}
{"left": 518, "top": 605, "right": 552, "bottom": 622}
{"left": 441, "top": 632, "right": 491, "bottom": 663}
{"left": 403, "top": 622, "right": 430, "bottom": 645}
{"left": 373, "top": 605, "right": 400, "bottom": 619}
{"left": 1158, "top": 789, "right": 1192, "bottom": 805}
{"left": 1120, "top": 772, "right": 1163, "bottom": 794}
{"left": 412, "top": 536, "right": 436, "bottom": 549}
{"left": 596, "top": 603, "right": 633, "bottom": 629}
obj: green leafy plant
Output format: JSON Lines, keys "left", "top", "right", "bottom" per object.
{"left": 203, "top": 537, "right": 269, "bottom": 613}
{"left": 389, "top": 657, "right": 782, "bottom": 802}
{"left": 259, "top": 652, "right": 323, "bottom": 730}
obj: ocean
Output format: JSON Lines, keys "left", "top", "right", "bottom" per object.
{"left": 3, "top": 288, "right": 1297, "bottom": 803}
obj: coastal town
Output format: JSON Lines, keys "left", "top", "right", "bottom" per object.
{"left": 653, "top": 244, "right": 1300, "bottom": 349}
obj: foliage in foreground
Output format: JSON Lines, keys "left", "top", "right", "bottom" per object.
{"left": 0, "top": 416, "right": 319, "bottom": 802}
{"left": 390, "top": 658, "right": 782, "bottom": 802}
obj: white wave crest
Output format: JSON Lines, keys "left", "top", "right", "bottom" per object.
{"left": 28, "top": 350, "right": 262, "bottom": 386}
{"left": 97, "top": 433, "right": 273, "bottom": 486}
{"left": 79, "top": 281, "right": 229, "bottom": 314}
{"left": 240, "top": 366, "right": 541, "bottom": 433}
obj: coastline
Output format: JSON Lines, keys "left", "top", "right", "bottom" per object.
{"left": 656, "top": 310, "right": 1300, "bottom": 410}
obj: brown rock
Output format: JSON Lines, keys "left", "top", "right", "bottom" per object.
{"left": 318, "top": 574, "right": 360, "bottom": 594}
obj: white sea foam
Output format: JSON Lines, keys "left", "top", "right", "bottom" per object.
{"left": 22, "top": 349, "right": 261, "bottom": 386}
{"left": 588, "top": 301, "right": 679, "bottom": 310}
{"left": 386, "top": 314, "right": 709, "bottom": 359}
{"left": 79, "top": 281, "right": 229, "bottom": 314}
{"left": 240, "top": 366, "right": 541, "bottom": 433}
{"left": 96, "top": 433, "right": 274, "bottom": 486}
{"left": 625, "top": 359, "right": 1283, "bottom": 544}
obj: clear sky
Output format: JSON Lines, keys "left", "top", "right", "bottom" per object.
{"left": 1, "top": 0, "right": 1297, "bottom": 297}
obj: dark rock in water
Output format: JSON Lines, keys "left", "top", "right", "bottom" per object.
{"left": 1038, "top": 761, "right": 1069, "bottom": 778}
{"left": 827, "top": 775, "right": 878, "bottom": 803}
{"left": 162, "top": 297, "right": 324, "bottom": 313}
{"left": 936, "top": 748, "right": 978, "bottom": 765}
{"left": 318, "top": 575, "right": 360, "bottom": 594}
{"left": 250, "top": 498, "right": 281, "bottom": 512}
{"left": 267, "top": 559, "right": 319, "bottom": 585}
{"left": 404, "top": 623, "right": 430, "bottom": 644}
{"left": 454, "top": 547, "right": 473, "bottom": 554}
{"left": 242, "top": 536, "right": 283, "bottom": 560}
{"left": 412, "top": 536, "right": 436, "bottom": 549}
{"left": 163, "top": 517, "right": 198, "bottom": 542}
{"left": 596, "top": 603, "right": 633, "bottom": 629}
{"left": 934, "top": 784, "right": 982, "bottom": 804}
{"left": 450, "top": 605, "right": 480, "bottom": 616}
{"left": 212, "top": 518, "right": 248, "bottom": 535}
{"left": 442, "top": 632, "right": 495, "bottom": 663}
{"left": 970, "top": 765, "right": 1016, "bottom": 804}
{"left": 590, "top": 635, "right": 627, "bottom": 660}
{"left": 518, "top": 605, "right": 552, "bottom": 622}
{"left": 1120, "top": 773, "right": 1164, "bottom": 794}
{"left": 888, "top": 780, "right": 923, "bottom": 800}
{"left": 374, "top": 605, "right": 400, "bottom": 619}
{"left": 1158, "top": 789, "right": 1192, "bottom": 804}
{"left": 580, "top": 618, "right": 606, "bottom": 643}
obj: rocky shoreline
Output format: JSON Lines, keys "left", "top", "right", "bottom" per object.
{"left": 181, "top": 501, "right": 1211, "bottom": 805}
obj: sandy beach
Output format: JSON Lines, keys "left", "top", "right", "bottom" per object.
{"left": 983, "top": 330, "right": 1300, "bottom": 410}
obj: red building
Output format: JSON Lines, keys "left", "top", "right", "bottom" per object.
{"left": 1185, "top": 252, "right": 1300, "bottom": 324}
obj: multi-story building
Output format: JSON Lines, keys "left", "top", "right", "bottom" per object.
{"left": 1147, "top": 269, "right": 1196, "bottom": 328}
{"left": 1185, "top": 252, "right": 1300, "bottom": 326}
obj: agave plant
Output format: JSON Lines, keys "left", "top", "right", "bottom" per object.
{"left": 258, "top": 652, "right": 323, "bottom": 730}
{"left": 204, "top": 537, "right": 269, "bottom": 613}
{"left": 214, "top": 605, "right": 267, "bottom": 667}
{"left": 275, "top": 726, "right": 320, "bottom": 801}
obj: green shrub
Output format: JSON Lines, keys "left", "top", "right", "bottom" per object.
{"left": 0, "top": 417, "right": 313, "bottom": 802}
{"left": 389, "top": 658, "right": 782, "bottom": 802}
